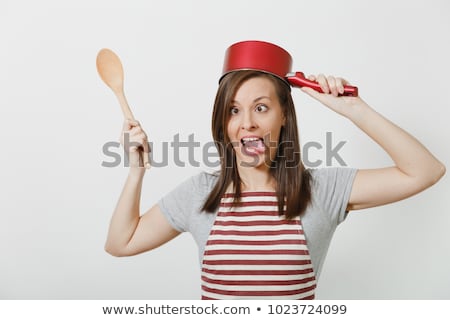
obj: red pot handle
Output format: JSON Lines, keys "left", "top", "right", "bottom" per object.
{"left": 286, "top": 72, "right": 358, "bottom": 97}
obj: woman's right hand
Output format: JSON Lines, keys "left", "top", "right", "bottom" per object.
{"left": 120, "top": 119, "right": 150, "bottom": 170}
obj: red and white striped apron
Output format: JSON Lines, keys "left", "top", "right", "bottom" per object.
{"left": 201, "top": 191, "right": 317, "bottom": 300}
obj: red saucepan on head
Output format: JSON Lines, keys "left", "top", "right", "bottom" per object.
{"left": 220, "top": 40, "right": 358, "bottom": 97}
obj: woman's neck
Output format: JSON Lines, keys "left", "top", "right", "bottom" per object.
{"left": 237, "top": 165, "right": 276, "bottom": 191}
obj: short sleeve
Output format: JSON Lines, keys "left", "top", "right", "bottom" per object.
{"left": 309, "top": 167, "right": 358, "bottom": 225}
{"left": 158, "top": 171, "right": 215, "bottom": 232}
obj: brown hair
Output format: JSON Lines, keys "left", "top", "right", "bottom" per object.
{"left": 202, "top": 70, "right": 311, "bottom": 219}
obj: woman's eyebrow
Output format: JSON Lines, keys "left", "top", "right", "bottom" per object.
{"left": 253, "top": 96, "right": 271, "bottom": 103}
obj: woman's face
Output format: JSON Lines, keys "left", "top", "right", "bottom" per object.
{"left": 227, "top": 76, "right": 285, "bottom": 169}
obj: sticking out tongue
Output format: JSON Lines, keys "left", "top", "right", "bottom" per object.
{"left": 243, "top": 139, "right": 266, "bottom": 156}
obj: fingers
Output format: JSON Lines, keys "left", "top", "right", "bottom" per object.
{"left": 122, "top": 119, "right": 140, "bottom": 131}
{"left": 307, "top": 74, "right": 349, "bottom": 97}
{"left": 119, "top": 119, "right": 151, "bottom": 169}
{"left": 141, "top": 143, "right": 151, "bottom": 169}
{"left": 316, "top": 74, "right": 329, "bottom": 94}
{"left": 120, "top": 119, "right": 149, "bottom": 153}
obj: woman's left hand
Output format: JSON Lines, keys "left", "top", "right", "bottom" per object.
{"left": 300, "top": 74, "right": 365, "bottom": 118}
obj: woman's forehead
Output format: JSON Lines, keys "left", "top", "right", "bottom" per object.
{"left": 233, "top": 77, "right": 277, "bottom": 103}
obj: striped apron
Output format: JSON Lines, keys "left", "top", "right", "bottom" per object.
{"left": 201, "top": 191, "right": 317, "bottom": 299}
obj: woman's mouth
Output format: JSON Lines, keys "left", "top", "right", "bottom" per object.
{"left": 240, "top": 136, "right": 266, "bottom": 156}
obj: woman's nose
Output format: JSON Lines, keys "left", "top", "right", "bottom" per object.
{"left": 241, "top": 110, "right": 257, "bottom": 130}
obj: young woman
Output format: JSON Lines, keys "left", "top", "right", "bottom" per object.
{"left": 104, "top": 47, "right": 445, "bottom": 300}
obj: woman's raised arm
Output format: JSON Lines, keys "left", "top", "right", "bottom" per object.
{"left": 301, "top": 75, "right": 446, "bottom": 211}
{"left": 104, "top": 119, "right": 180, "bottom": 257}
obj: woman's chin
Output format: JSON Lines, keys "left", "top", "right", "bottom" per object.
{"left": 236, "top": 153, "right": 269, "bottom": 169}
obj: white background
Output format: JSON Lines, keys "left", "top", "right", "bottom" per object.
{"left": 1, "top": 0, "right": 449, "bottom": 299}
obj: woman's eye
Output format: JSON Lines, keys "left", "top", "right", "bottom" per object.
{"left": 256, "top": 104, "right": 268, "bottom": 112}
{"left": 230, "top": 107, "right": 239, "bottom": 115}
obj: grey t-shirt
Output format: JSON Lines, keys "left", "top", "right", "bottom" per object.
{"left": 158, "top": 167, "right": 357, "bottom": 280}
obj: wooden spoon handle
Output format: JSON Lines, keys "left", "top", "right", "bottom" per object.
{"left": 115, "top": 91, "right": 135, "bottom": 121}
{"left": 115, "top": 91, "right": 151, "bottom": 169}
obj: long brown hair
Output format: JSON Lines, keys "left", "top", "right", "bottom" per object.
{"left": 202, "top": 70, "right": 311, "bottom": 219}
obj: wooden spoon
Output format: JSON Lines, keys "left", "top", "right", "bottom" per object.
{"left": 96, "top": 48, "right": 150, "bottom": 169}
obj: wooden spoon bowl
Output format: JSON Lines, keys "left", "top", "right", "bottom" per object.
{"left": 96, "top": 48, "right": 150, "bottom": 168}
